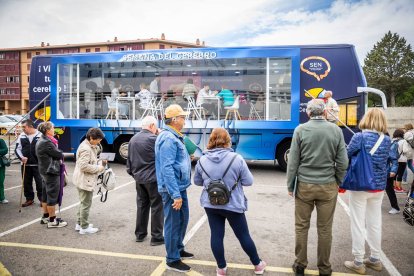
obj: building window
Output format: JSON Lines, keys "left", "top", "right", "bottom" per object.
{"left": 120, "top": 47, "right": 125, "bottom": 51}
{"left": 95, "top": 48, "right": 100, "bottom": 52}
{"left": 27, "top": 64, "right": 31, "bottom": 70}
{"left": 27, "top": 52, "right": 32, "bottom": 59}
{"left": 86, "top": 48, "right": 91, "bottom": 52}
{"left": 27, "top": 76, "right": 30, "bottom": 83}
{"left": 36, "top": 52, "right": 40, "bottom": 55}
{"left": 159, "top": 44, "right": 165, "bottom": 49}
{"left": 0, "top": 89, "right": 5, "bottom": 94}
{"left": 6, "top": 76, "right": 19, "bottom": 83}
{"left": 0, "top": 53, "right": 4, "bottom": 60}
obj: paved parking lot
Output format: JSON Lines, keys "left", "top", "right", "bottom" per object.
{"left": 0, "top": 159, "right": 413, "bottom": 275}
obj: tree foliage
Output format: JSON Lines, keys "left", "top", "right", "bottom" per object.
{"left": 396, "top": 85, "right": 414, "bottom": 106}
{"left": 363, "top": 31, "right": 414, "bottom": 107}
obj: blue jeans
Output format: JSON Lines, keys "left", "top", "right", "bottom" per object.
{"left": 403, "top": 160, "right": 414, "bottom": 182}
{"left": 161, "top": 190, "right": 189, "bottom": 263}
{"left": 205, "top": 207, "right": 261, "bottom": 269}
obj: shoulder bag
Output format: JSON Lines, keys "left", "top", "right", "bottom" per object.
{"left": 340, "top": 134, "right": 384, "bottom": 191}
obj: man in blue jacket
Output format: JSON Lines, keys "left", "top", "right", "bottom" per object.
{"left": 155, "top": 104, "right": 193, "bottom": 273}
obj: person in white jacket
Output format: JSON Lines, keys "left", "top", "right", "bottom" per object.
{"left": 324, "top": 90, "right": 339, "bottom": 123}
{"left": 393, "top": 129, "right": 412, "bottom": 193}
{"left": 73, "top": 128, "right": 106, "bottom": 234}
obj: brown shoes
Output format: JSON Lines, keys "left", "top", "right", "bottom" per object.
{"left": 21, "top": 199, "right": 34, "bottom": 207}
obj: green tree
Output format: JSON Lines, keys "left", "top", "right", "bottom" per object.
{"left": 396, "top": 84, "right": 414, "bottom": 106}
{"left": 363, "top": 31, "right": 414, "bottom": 107}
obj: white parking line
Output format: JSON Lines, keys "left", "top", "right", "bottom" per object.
{"left": 0, "top": 181, "right": 134, "bottom": 238}
{"left": 4, "top": 185, "right": 21, "bottom": 191}
{"left": 337, "top": 196, "right": 402, "bottom": 276}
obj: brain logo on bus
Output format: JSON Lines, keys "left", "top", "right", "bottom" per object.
{"left": 300, "top": 56, "right": 331, "bottom": 81}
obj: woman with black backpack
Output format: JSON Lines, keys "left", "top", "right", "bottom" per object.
{"left": 194, "top": 127, "right": 266, "bottom": 276}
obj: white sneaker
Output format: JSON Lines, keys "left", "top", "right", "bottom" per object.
{"left": 0, "top": 199, "right": 9, "bottom": 204}
{"left": 75, "top": 223, "right": 93, "bottom": 231}
{"left": 388, "top": 208, "right": 400, "bottom": 214}
{"left": 47, "top": 218, "right": 68, "bottom": 228}
{"left": 79, "top": 225, "right": 99, "bottom": 235}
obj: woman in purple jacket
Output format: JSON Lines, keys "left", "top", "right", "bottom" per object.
{"left": 344, "top": 108, "right": 393, "bottom": 275}
{"left": 194, "top": 127, "right": 266, "bottom": 276}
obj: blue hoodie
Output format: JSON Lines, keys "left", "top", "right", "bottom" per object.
{"left": 194, "top": 147, "right": 253, "bottom": 213}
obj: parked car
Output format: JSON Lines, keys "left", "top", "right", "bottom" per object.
{"left": 0, "top": 115, "right": 20, "bottom": 135}
{"left": 4, "top": 114, "right": 24, "bottom": 123}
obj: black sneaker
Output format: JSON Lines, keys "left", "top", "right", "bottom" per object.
{"left": 292, "top": 264, "right": 305, "bottom": 276}
{"left": 166, "top": 260, "right": 191, "bottom": 273}
{"left": 180, "top": 250, "right": 194, "bottom": 259}
{"left": 136, "top": 235, "right": 147, "bottom": 242}
{"left": 150, "top": 237, "right": 165, "bottom": 246}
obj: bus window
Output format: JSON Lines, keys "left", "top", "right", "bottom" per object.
{"left": 56, "top": 56, "right": 292, "bottom": 121}
{"left": 337, "top": 98, "right": 359, "bottom": 127}
{"left": 268, "top": 58, "right": 291, "bottom": 120}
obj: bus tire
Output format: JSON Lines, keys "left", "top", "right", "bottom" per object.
{"left": 276, "top": 140, "right": 291, "bottom": 171}
{"left": 114, "top": 138, "right": 130, "bottom": 164}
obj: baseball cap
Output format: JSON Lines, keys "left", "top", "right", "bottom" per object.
{"left": 164, "top": 104, "right": 190, "bottom": 119}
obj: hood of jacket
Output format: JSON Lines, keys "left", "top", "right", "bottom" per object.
{"left": 203, "top": 147, "right": 234, "bottom": 163}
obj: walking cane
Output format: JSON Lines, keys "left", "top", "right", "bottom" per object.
{"left": 18, "top": 163, "right": 26, "bottom": 213}
{"left": 304, "top": 89, "right": 355, "bottom": 135}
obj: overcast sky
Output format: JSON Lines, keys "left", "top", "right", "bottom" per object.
{"left": 0, "top": 0, "right": 413, "bottom": 63}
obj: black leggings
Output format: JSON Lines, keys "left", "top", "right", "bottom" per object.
{"left": 396, "top": 162, "right": 407, "bottom": 182}
{"left": 385, "top": 176, "right": 399, "bottom": 210}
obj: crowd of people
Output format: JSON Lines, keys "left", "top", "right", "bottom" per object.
{"left": 0, "top": 99, "right": 413, "bottom": 275}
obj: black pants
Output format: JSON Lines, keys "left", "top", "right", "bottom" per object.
{"left": 135, "top": 182, "right": 163, "bottom": 240}
{"left": 21, "top": 165, "right": 43, "bottom": 201}
{"left": 385, "top": 176, "right": 399, "bottom": 210}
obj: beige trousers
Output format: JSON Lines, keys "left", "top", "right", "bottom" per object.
{"left": 294, "top": 182, "right": 338, "bottom": 275}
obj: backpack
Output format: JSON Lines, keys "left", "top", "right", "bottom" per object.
{"left": 404, "top": 130, "right": 414, "bottom": 148}
{"left": 199, "top": 154, "right": 239, "bottom": 205}
{"left": 97, "top": 164, "right": 116, "bottom": 202}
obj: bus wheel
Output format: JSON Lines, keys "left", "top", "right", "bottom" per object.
{"left": 115, "top": 139, "right": 129, "bottom": 164}
{"left": 276, "top": 140, "right": 291, "bottom": 171}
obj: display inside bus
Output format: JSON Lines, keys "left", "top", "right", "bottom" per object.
{"left": 56, "top": 57, "right": 292, "bottom": 121}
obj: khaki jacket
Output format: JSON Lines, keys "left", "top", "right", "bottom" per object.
{"left": 73, "top": 140, "right": 105, "bottom": 191}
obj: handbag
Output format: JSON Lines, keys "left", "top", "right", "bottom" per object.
{"left": 341, "top": 134, "right": 384, "bottom": 191}
{"left": 1, "top": 156, "right": 11, "bottom": 167}
{"left": 46, "top": 159, "right": 60, "bottom": 175}
{"left": 97, "top": 164, "right": 116, "bottom": 202}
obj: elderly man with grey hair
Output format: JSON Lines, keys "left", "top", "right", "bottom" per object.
{"left": 287, "top": 99, "right": 348, "bottom": 276}
{"left": 323, "top": 90, "right": 339, "bottom": 123}
{"left": 127, "top": 116, "right": 164, "bottom": 246}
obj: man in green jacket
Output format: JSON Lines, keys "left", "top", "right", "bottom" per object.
{"left": 287, "top": 99, "right": 348, "bottom": 276}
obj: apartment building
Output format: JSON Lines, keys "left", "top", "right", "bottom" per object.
{"left": 0, "top": 34, "right": 203, "bottom": 115}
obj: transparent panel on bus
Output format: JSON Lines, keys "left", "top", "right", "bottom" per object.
{"left": 57, "top": 56, "right": 292, "bottom": 121}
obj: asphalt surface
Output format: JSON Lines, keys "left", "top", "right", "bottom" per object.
{"left": 0, "top": 159, "right": 413, "bottom": 276}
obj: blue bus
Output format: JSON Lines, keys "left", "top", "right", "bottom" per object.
{"left": 28, "top": 45, "right": 386, "bottom": 170}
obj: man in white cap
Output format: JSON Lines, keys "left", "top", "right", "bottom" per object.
{"left": 155, "top": 104, "right": 193, "bottom": 272}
